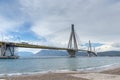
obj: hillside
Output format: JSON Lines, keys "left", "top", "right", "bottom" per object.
{"left": 36, "top": 50, "right": 88, "bottom": 56}
{"left": 17, "top": 50, "right": 120, "bottom": 57}
{"left": 97, "top": 51, "right": 120, "bottom": 56}
{"left": 17, "top": 51, "right": 35, "bottom": 58}
{"left": 36, "top": 50, "right": 120, "bottom": 57}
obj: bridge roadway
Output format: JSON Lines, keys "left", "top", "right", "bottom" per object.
{"left": 0, "top": 41, "right": 87, "bottom": 52}
{"left": 0, "top": 41, "right": 97, "bottom": 57}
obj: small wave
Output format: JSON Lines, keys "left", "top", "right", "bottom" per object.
{"left": 0, "top": 73, "right": 22, "bottom": 77}
{"left": 78, "top": 63, "right": 120, "bottom": 72}
{"left": 0, "top": 70, "right": 74, "bottom": 77}
{"left": 0, "top": 68, "right": 82, "bottom": 77}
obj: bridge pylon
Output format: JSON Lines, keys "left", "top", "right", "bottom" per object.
{"left": 87, "top": 40, "right": 92, "bottom": 57}
{"left": 87, "top": 40, "right": 97, "bottom": 56}
{"left": 67, "top": 24, "right": 78, "bottom": 57}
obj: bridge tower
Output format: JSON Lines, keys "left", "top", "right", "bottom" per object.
{"left": 87, "top": 40, "right": 97, "bottom": 56}
{"left": 87, "top": 40, "right": 92, "bottom": 57}
{"left": 67, "top": 24, "right": 78, "bottom": 57}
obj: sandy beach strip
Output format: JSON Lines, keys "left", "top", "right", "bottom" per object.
{"left": 1, "top": 68, "right": 120, "bottom": 80}
{"left": 101, "top": 67, "right": 120, "bottom": 75}
{"left": 70, "top": 68, "right": 120, "bottom": 80}
{"left": 0, "top": 72, "right": 88, "bottom": 80}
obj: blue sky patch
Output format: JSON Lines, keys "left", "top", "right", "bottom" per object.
{"left": 8, "top": 22, "right": 47, "bottom": 42}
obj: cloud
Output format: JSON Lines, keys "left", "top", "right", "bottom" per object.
{"left": 96, "top": 42, "right": 120, "bottom": 52}
{"left": 19, "top": 0, "right": 120, "bottom": 43}
{"left": 111, "top": 43, "right": 120, "bottom": 48}
{"left": 0, "top": 0, "right": 120, "bottom": 52}
{"left": 0, "top": 15, "right": 24, "bottom": 42}
{"left": 0, "top": 16, "right": 20, "bottom": 33}
{"left": 18, "top": 48, "right": 40, "bottom": 54}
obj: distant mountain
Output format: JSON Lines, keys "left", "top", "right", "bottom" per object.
{"left": 97, "top": 51, "right": 120, "bottom": 56}
{"left": 36, "top": 50, "right": 88, "bottom": 56}
{"left": 17, "top": 51, "right": 35, "bottom": 58}
{"left": 36, "top": 50, "right": 68, "bottom": 56}
{"left": 16, "top": 50, "right": 120, "bottom": 57}
{"left": 36, "top": 50, "right": 120, "bottom": 57}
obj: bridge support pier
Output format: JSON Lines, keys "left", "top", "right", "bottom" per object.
{"left": 87, "top": 51, "right": 92, "bottom": 57}
{"left": 0, "top": 43, "right": 19, "bottom": 59}
{"left": 67, "top": 50, "right": 77, "bottom": 57}
{"left": 1, "top": 43, "right": 15, "bottom": 56}
{"left": 87, "top": 51, "right": 97, "bottom": 57}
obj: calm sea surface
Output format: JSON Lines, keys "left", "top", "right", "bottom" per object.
{"left": 0, "top": 56, "right": 120, "bottom": 75}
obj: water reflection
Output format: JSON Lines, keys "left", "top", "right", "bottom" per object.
{"left": 66, "top": 57, "right": 78, "bottom": 71}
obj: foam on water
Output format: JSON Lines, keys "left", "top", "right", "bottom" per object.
{"left": 0, "top": 69, "right": 74, "bottom": 77}
{"left": 78, "top": 63, "right": 120, "bottom": 72}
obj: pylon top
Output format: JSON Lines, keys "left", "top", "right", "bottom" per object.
{"left": 71, "top": 24, "right": 75, "bottom": 32}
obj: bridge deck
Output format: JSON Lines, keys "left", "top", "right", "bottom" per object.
{"left": 0, "top": 41, "right": 87, "bottom": 51}
{"left": 0, "top": 41, "right": 97, "bottom": 57}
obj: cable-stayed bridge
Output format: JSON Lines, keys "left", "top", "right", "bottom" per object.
{"left": 0, "top": 24, "right": 97, "bottom": 59}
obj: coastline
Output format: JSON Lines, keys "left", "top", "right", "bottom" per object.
{"left": 1, "top": 66, "right": 120, "bottom": 80}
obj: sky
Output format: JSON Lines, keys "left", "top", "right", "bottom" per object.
{"left": 0, "top": 0, "right": 120, "bottom": 53}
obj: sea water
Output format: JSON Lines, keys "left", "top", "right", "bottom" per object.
{"left": 0, "top": 56, "right": 120, "bottom": 76}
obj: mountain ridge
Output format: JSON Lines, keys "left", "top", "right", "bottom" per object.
{"left": 36, "top": 50, "right": 120, "bottom": 56}
{"left": 17, "top": 50, "right": 120, "bottom": 57}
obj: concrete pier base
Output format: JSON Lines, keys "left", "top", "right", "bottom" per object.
{"left": 0, "top": 43, "right": 19, "bottom": 59}
{"left": 67, "top": 50, "right": 76, "bottom": 57}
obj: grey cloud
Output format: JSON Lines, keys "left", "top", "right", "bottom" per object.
{"left": 18, "top": 0, "right": 120, "bottom": 42}
{"left": 111, "top": 43, "right": 120, "bottom": 48}
{"left": 1, "top": 0, "right": 120, "bottom": 45}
